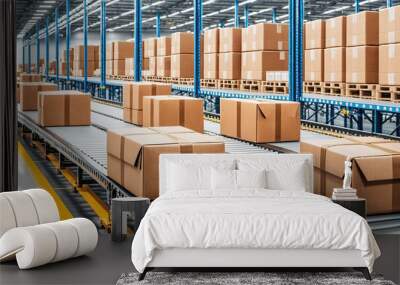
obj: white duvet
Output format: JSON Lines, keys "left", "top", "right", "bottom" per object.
{"left": 131, "top": 190, "right": 380, "bottom": 273}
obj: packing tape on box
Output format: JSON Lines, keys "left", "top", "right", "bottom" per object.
{"left": 277, "top": 41, "right": 283, "bottom": 50}
{"left": 180, "top": 144, "right": 194, "bottom": 153}
{"left": 223, "top": 71, "right": 227, "bottom": 78}
{"left": 310, "top": 50, "right": 316, "bottom": 61}
{"left": 352, "top": 48, "right": 359, "bottom": 58}
{"left": 252, "top": 53, "right": 256, "bottom": 63}
{"left": 352, "top": 35, "right": 358, "bottom": 46}
{"left": 388, "top": 32, "right": 395, "bottom": 43}
{"left": 389, "top": 45, "right": 395, "bottom": 58}
{"left": 331, "top": 49, "right": 336, "bottom": 59}
{"left": 351, "top": 14, "right": 356, "bottom": 24}
{"left": 330, "top": 37, "right": 336, "bottom": 46}
{"left": 224, "top": 54, "right": 228, "bottom": 64}
{"left": 330, "top": 73, "right": 336, "bottom": 81}
{"left": 237, "top": 102, "right": 242, "bottom": 138}
{"left": 276, "top": 25, "right": 282, "bottom": 34}
{"left": 388, "top": 73, "right": 395, "bottom": 85}
{"left": 179, "top": 99, "right": 185, "bottom": 126}
{"left": 310, "top": 72, "right": 315, "bottom": 81}
{"left": 275, "top": 103, "right": 281, "bottom": 142}
{"left": 310, "top": 39, "right": 316, "bottom": 48}
{"left": 389, "top": 8, "right": 395, "bottom": 21}
{"left": 64, "top": 95, "right": 70, "bottom": 125}
{"left": 279, "top": 52, "right": 286, "bottom": 60}
{"left": 352, "top": 72, "right": 358, "bottom": 82}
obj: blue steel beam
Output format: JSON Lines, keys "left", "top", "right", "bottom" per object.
{"left": 83, "top": 0, "right": 88, "bottom": 91}
{"left": 55, "top": 7, "right": 59, "bottom": 81}
{"left": 272, "top": 7, "right": 277, "bottom": 23}
{"left": 101, "top": 0, "right": 107, "bottom": 96}
{"left": 156, "top": 12, "right": 161, "bottom": 37}
{"left": 36, "top": 22, "right": 40, "bottom": 74}
{"left": 234, "top": 0, "right": 239, "bottom": 28}
{"left": 134, "top": 0, "right": 142, "bottom": 82}
{"left": 355, "top": 0, "right": 360, "bottom": 13}
{"left": 295, "top": 0, "right": 304, "bottom": 101}
{"left": 387, "top": 0, "right": 392, "bottom": 7}
{"left": 200, "top": 0, "right": 203, "bottom": 31}
{"left": 66, "top": 0, "right": 71, "bottom": 82}
{"left": 46, "top": 17, "right": 49, "bottom": 80}
{"left": 193, "top": 0, "right": 201, "bottom": 98}
{"left": 288, "top": 0, "right": 295, "bottom": 101}
{"left": 244, "top": 5, "right": 249, "bottom": 28}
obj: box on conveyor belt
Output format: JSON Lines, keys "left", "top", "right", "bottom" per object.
{"left": 113, "top": 41, "right": 134, "bottom": 60}
{"left": 219, "top": 28, "right": 242, "bottom": 53}
{"left": 346, "top": 11, "right": 379, "bottom": 47}
{"left": 220, "top": 98, "right": 300, "bottom": 143}
{"left": 305, "top": 20, "right": 326, "bottom": 49}
{"left": 73, "top": 45, "right": 96, "bottom": 61}
{"left": 204, "top": 53, "right": 219, "bottom": 79}
{"left": 324, "top": 47, "right": 346, "bottom": 83}
{"left": 19, "top": 82, "right": 58, "bottom": 111}
{"left": 300, "top": 138, "right": 400, "bottom": 215}
{"left": 20, "top": 73, "right": 41, "bottom": 82}
{"left": 143, "top": 96, "right": 204, "bottom": 132}
{"left": 171, "top": 54, "right": 193, "bottom": 78}
{"left": 379, "top": 43, "right": 400, "bottom": 85}
{"left": 157, "top": 36, "right": 171, "bottom": 56}
{"left": 156, "top": 56, "right": 171, "bottom": 77}
{"left": 37, "top": 90, "right": 91, "bottom": 127}
{"left": 379, "top": 5, "right": 400, "bottom": 45}
{"left": 241, "top": 51, "right": 288, "bottom": 81}
{"left": 123, "top": 109, "right": 143, "bottom": 126}
{"left": 204, "top": 28, "right": 219, "bottom": 53}
{"left": 171, "top": 32, "right": 194, "bottom": 54}
{"left": 144, "top": 38, "right": 157, "bottom": 58}
{"left": 242, "top": 23, "right": 288, "bottom": 52}
{"left": 148, "top": 57, "right": 157, "bottom": 76}
{"left": 346, "top": 46, "right": 378, "bottom": 84}
{"left": 219, "top": 52, "right": 241, "bottom": 80}
{"left": 106, "top": 43, "right": 114, "bottom": 60}
{"left": 325, "top": 16, "right": 346, "bottom": 48}
{"left": 107, "top": 128, "right": 225, "bottom": 198}
{"left": 304, "top": 49, "right": 324, "bottom": 82}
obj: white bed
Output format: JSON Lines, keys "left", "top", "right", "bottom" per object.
{"left": 131, "top": 154, "right": 380, "bottom": 280}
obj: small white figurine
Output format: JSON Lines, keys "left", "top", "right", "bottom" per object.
{"left": 343, "top": 157, "right": 352, "bottom": 190}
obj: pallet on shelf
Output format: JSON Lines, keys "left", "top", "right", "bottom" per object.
{"left": 376, "top": 85, "right": 400, "bottom": 102}
{"left": 345, "top": 83, "right": 377, "bottom": 99}
{"left": 261, "top": 81, "right": 289, "bottom": 94}
{"left": 201, "top": 79, "right": 219, "bottom": 88}
{"left": 178, "top": 78, "right": 194, "bottom": 86}
{"left": 240, "top": 80, "right": 261, "bottom": 92}
{"left": 322, "top": 82, "right": 346, "bottom": 96}
{"left": 303, "top": 81, "right": 322, "bottom": 94}
{"left": 218, "top": 79, "right": 240, "bottom": 90}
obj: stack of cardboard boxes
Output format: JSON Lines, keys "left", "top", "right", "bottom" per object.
{"left": 19, "top": 82, "right": 58, "bottom": 111}
{"left": 300, "top": 136, "right": 400, "bottom": 215}
{"left": 378, "top": 5, "right": 400, "bottom": 101}
{"left": 220, "top": 98, "right": 300, "bottom": 143}
{"left": 156, "top": 36, "right": 172, "bottom": 77}
{"left": 324, "top": 16, "right": 346, "bottom": 87}
{"left": 122, "top": 82, "right": 171, "bottom": 125}
{"left": 61, "top": 48, "right": 74, "bottom": 76}
{"left": 203, "top": 29, "right": 219, "bottom": 81}
{"left": 143, "top": 95, "right": 204, "bottom": 132}
{"left": 219, "top": 28, "right": 242, "bottom": 83}
{"left": 304, "top": 20, "right": 325, "bottom": 83}
{"left": 345, "top": 11, "right": 379, "bottom": 86}
{"left": 73, "top": 45, "right": 97, "bottom": 77}
{"left": 107, "top": 126, "right": 225, "bottom": 199}
{"left": 113, "top": 41, "right": 134, "bottom": 76}
{"left": 106, "top": 43, "right": 114, "bottom": 77}
{"left": 17, "top": 73, "right": 42, "bottom": 103}
{"left": 37, "top": 90, "right": 91, "bottom": 127}
{"left": 144, "top": 38, "right": 158, "bottom": 77}
{"left": 241, "top": 23, "right": 289, "bottom": 83}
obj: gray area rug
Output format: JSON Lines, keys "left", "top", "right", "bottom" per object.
{"left": 117, "top": 271, "right": 396, "bottom": 285}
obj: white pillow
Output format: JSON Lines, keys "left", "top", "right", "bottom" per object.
{"left": 211, "top": 168, "right": 237, "bottom": 190}
{"left": 237, "top": 169, "right": 267, "bottom": 189}
{"left": 265, "top": 163, "right": 307, "bottom": 191}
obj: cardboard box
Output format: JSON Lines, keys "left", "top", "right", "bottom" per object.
{"left": 125, "top": 58, "right": 134, "bottom": 76}
{"left": 379, "top": 6, "right": 400, "bottom": 45}
{"left": 219, "top": 52, "right": 241, "bottom": 80}
{"left": 149, "top": 57, "right": 157, "bottom": 76}
{"left": 157, "top": 36, "right": 171, "bottom": 56}
{"left": 346, "top": 11, "right": 379, "bottom": 47}
{"left": 123, "top": 82, "right": 154, "bottom": 110}
{"left": 144, "top": 38, "right": 157, "bottom": 58}
{"left": 152, "top": 82, "right": 171, "bottom": 95}
{"left": 219, "top": 28, "right": 242, "bottom": 52}
{"left": 346, "top": 46, "right": 379, "bottom": 84}
{"left": 106, "top": 43, "right": 114, "bottom": 60}
{"left": 305, "top": 20, "right": 325, "bottom": 49}
{"left": 113, "top": 59, "right": 126, "bottom": 75}
{"left": 20, "top": 82, "right": 58, "bottom": 111}
{"left": 204, "top": 53, "right": 219, "bottom": 79}
{"left": 325, "top": 16, "right": 346, "bottom": 48}
{"left": 243, "top": 23, "right": 289, "bottom": 52}
{"left": 143, "top": 96, "right": 204, "bottom": 132}
{"left": 220, "top": 99, "right": 300, "bottom": 143}
{"left": 149, "top": 126, "right": 195, "bottom": 134}
{"left": 121, "top": 132, "right": 224, "bottom": 198}
{"left": 241, "top": 51, "right": 288, "bottom": 81}
{"left": 114, "top": 41, "right": 134, "bottom": 59}
{"left": 123, "top": 109, "right": 143, "bottom": 125}
{"left": 300, "top": 139, "right": 400, "bottom": 214}
{"left": 156, "top": 56, "right": 171, "bottom": 77}
{"left": 37, "top": 90, "right": 91, "bottom": 127}
{"left": 171, "top": 32, "right": 194, "bottom": 54}
{"left": 305, "top": 49, "right": 325, "bottom": 82}
{"left": 204, "top": 28, "right": 219, "bottom": 53}
{"left": 73, "top": 45, "right": 96, "bottom": 61}
{"left": 266, "top": 71, "right": 288, "bottom": 82}
{"left": 171, "top": 54, "right": 194, "bottom": 78}
{"left": 379, "top": 43, "right": 400, "bottom": 85}
{"left": 324, "top": 47, "right": 346, "bottom": 83}
{"left": 106, "top": 60, "right": 114, "bottom": 76}
{"left": 20, "top": 73, "right": 41, "bottom": 82}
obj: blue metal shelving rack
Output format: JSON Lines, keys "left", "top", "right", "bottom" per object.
{"left": 134, "top": 0, "right": 142, "bottom": 82}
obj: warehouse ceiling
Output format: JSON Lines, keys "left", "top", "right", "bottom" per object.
{"left": 18, "top": 0, "right": 398, "bottom": 40}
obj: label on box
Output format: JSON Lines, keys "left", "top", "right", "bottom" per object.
{"left": 388, "top": 73, "right": 395, "bottom": 85}
{"left": 279, "top": 52, "right": 285, "bottom": 60}
{"left": 277, "top": 25, "right": 282, "bottom": 34}
{"left": 277, "top": 41, "right": 283, "bottom": 50}
{"left": 389, "top": 45, "right": 395, "bottom": 58}
{"left": 352, "top": 48, "right": 359, "bottom": 58}
{"left": 388, "top": 32, "right": 395, "bottom": 43}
